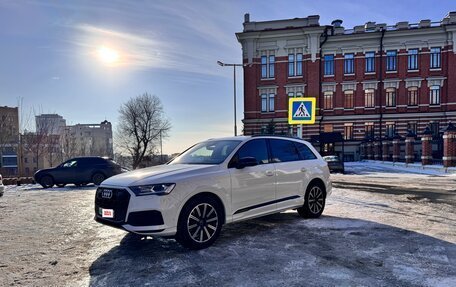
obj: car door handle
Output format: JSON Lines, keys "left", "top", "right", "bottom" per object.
{"left": 301, "top": 168, "right": 307, "bottom": 172}
{"left": 265, "top": 170, "right": 275, "bottom": 176}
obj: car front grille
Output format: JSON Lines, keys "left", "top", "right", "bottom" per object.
{"left": 95, "top": 187, "right": 130, "bottom": 223}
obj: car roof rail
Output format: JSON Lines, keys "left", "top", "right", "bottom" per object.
{"left": 251, "top": 134, "right": 304, "bottom": 140}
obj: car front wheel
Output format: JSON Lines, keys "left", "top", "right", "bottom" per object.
{"left": 40, "top": 175, "right": 54, "bottom": 189}
{"left": 297, "top": 183, "right": 326, "bottom": 218}
{"left": 175, "top": 197, "right": 223, "bottom": 250}
{"left": 92, "top": 173, "right": 105, "bottom": 186}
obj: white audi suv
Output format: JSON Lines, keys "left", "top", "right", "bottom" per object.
{"left": 95, "top": 136, "right": 331, "bottom": 249}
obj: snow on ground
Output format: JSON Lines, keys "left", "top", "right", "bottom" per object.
{"left": 0, "top": 163, "right": 455, "bottom": 286}
{"left": 348, "top": 160, "right": 456, "bottom": 176}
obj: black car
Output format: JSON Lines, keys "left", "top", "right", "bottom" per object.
{"left": 323, "top": 155, "right": 345, "bottom": 173}
{"left": 34, "top": 157, "right": 123, "bottom": 188}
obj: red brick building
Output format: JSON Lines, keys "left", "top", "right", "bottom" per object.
{"left": 236, "top": 12, "right": 456, "bottom": 161}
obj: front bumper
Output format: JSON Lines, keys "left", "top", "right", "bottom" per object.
{"left": 94, "top": 186, "right": 176, "bottom": 236}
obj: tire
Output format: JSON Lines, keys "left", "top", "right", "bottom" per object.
{"left": 175, "top": 197, "right": 223, "bottom": 250}
{"left": 40, "top": 175, "right": 54, "bottom": 188}
{"left": 297, "top": 183, "right": 326, "bottom": 218}
{"left": 56, "top": 183, "right": 66, "bottom": 188}
{"left": 92, "top": 173, "right": 105, "bottom": 186}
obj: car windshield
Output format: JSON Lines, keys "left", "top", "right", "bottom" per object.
{"left": 169, "top": 140, "right": 242, "bottom": 165}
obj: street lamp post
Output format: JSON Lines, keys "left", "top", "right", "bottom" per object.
{"left": 217, "top": 60, "right": 243, "bottom": 136}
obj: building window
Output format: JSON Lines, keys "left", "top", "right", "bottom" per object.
{"left": 408, "top": 87, "right": 418, "bottom": 106}
{"left": 344, "top": 53, "right": 354, "bottom": 74}
{"left": 344, "top": 123, "right": 353, "bottom": 140}
{"left": 296, "top": 53, "right": 303, "bottom": 76}
{"left": 261, "top": 94, "right": 267, "bottom": 112}
{"left": 365, "top": 89, "right": 375, "bottom": 108}
{"left": 269, "top": 55, "right": 275, "bottom": 78}
{"left": 261, "top": 93, "right": 275, "bottom": 113}
{"left": 430, "top": 86, "right": 440, "bottom": 105}
{"left": 261, "top": 56, "right": 267, "bottom": 78}
{"left": 386, "top": 88, "right": 396, "bottom": 107}
{"left": 324, "top": 124, "right": 333, "bottom": 132}
{"left": 385, "top": 122, "right": 396, "bottom": 138}
{"left": 288, "top": 54, "right": 295, "bottom": 76}
{"left": 365, "top": 122, "right": 374, "bottom": 139}
{"left": 288, "top": 53, "right": 303, "bottom": 77}
{"left": 408, "top": 49, "right": 418, "bottom": 70}
{"left": 344, "top": 90, "right": 354, "bottom": 109}
{"left": 430, "top": 47, "right": 441, "bottom": 68}
{"left": 261, "top": 55, "right": 275, "bottom": 78}
{"left": 324, "top": 91, "right": 333, "bottom": 110}
{"left": 288, "top": 92, "right": 294, "bottom": 97}
{"left": 407, "top": 122, "right": 417, "bottom": 135}
{"left": 386, "top": 50, "right": 397, "bottom": 71}
{"left": 269, "top": 93, "right": 275, "bottom": 112}
{"left": 365, "top": 52, "right": 375, "bottom": 73}
{"left": 324, "top": 55, "right": 334, "bottom": 75}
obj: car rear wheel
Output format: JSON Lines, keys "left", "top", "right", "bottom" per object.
{"left": 175, "top": 197, "right": 222, "bottom": 250}
{"left": 92, "top": 173, "right": 105, "bottom": 186}
{"left": 40, "top": 175, "right": 54, "bottom": 188}
{"left": 297, "top": 183, "right": 326, "bottom": 218}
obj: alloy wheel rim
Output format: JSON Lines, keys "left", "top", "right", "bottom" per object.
{"left": 187, "top": 203, "right": 218, "bottom": 243}
{"left": 94, "top": 174, "right": 104, "bottom": 184}
{"left": 308, "top": 186, "right": 324, "bottom": 214}
{"left": 43, "top": 177, "right": 52, "bottom": 187}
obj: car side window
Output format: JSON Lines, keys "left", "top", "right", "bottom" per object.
{"left": 63, "top": 160, "right": 77, "bottom": 168}
{"left": 294, "top": 142, "right": 317, "bottom": 160}
{"left": 269, "top": 139, "right": 300, "bottom": 163}
{"left": 230, "top": 139, "right": 269, "bottom": 167}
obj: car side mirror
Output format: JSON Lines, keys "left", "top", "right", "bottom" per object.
{"left": 236, "top": 157, "right": 258, "bottom": 169}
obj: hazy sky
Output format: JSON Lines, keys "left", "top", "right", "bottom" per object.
{"left": 1, "top": 0, "right": 455, "bottom": 154}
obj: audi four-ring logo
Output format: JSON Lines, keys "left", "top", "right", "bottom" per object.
{"left": 101, "top": 189, "right": 113, "bottom": 199}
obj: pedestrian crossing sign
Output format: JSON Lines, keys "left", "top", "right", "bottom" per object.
{"left": 288, "top": 97, "right": 316, "bottom": 124}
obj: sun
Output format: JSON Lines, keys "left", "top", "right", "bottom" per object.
{"left": 97, "top": 46, "right": 120, "bottom": 65}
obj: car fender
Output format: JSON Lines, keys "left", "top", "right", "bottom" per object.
{"left": 173, "top": 176, "right": 232, "bottom": 227}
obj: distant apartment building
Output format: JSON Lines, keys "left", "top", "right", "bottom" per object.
{"left": 236, "top": 12, "right": 456, "bottom": 161}
{"left": 36, "top": 114, "right": 66, "bottom": 135}
{"left": 63, "top": 120, "right": 113, "bottom": 158}
{"left": 0, "top": 106, "right": 19, "bottom": 176}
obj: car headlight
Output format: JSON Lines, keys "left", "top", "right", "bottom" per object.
{"left": 129, "top": 183, "right": 176, "bottom": 196}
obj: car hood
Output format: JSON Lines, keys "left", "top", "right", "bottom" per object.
{"left": 101, "top": 164, "right": 218, "bottom": 186}
{"left": 34, "top": 167, "right": 56, "bottom": 176}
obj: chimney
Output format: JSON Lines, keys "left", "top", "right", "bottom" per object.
{"left": 244, "top": 13, "right": 250, "bottom": 23}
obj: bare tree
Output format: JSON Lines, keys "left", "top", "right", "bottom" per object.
{"left": 116, "top": 93, "right": 171, "bottom": 169}
{"left": 22, "top": 131, "right": 49, "bottom": 172}
{"left": 45, "top": 134, "right": 62, "bottom": 167}
{"left": 61, "top": 128, "right": 78, "bottom": 161}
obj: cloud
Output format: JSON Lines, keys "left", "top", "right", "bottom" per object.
{"left": 71, "top": 24, "right": 170, "bottom": 70}
{"left": 67, "top": 21, "right": 238, "bottom": 79}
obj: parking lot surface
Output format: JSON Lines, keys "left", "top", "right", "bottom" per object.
{"left": 0, "top": 162, "right": 455, "bottom": 286}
